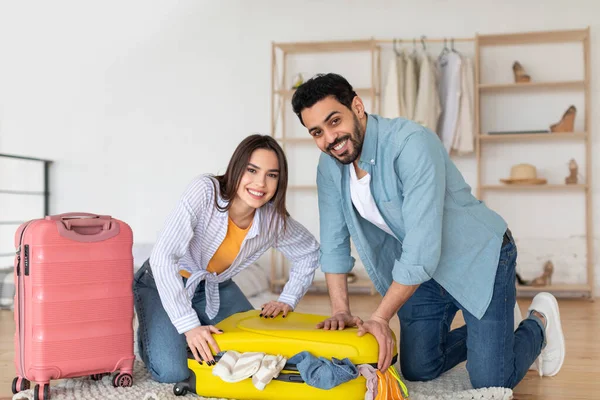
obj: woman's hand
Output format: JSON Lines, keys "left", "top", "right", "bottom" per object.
{"left": 260, "top": 301, "right": 292, "bottom": 318}
{"left": 184, "top": 325, "right": 223, "bottom": 365}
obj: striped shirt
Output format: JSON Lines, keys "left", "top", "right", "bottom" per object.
{"left": 149, "top": 174, "right": 320, "bottom": 334}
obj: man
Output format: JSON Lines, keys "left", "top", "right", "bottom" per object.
{"left": 290, "top": 73, "right": 565, "bottom": 389}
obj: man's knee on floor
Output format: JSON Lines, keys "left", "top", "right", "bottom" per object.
{"left": 400, "top": 358, "right": 443, "bottom": 382}
{"left": 148, "top": 363, "right": 189, "bottom": 384}
{"left": 469, "top": 370, "right": 514, "bottom": 390}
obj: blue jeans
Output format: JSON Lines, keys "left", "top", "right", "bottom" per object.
{"left": 133, "top": 260, "right": 254, "bottom": 383}
{"left": 397, "top": 234, "right": 545, "bottom": 389}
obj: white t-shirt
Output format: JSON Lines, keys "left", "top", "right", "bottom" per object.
{"left": 348, "top": 165, "right": 398, "bottom": 239}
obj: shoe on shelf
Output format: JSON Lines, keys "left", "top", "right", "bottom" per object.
{"left": 512, "top": 61, "right": 531, "bottom": 83}
{"left": 550, "top": 105, "right": 576, "bottom": 133}
{"left": 530, "top": 261, "right": 554, "bottom": 287}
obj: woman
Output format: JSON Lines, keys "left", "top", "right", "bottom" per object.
{"left": 134, "top": 134, "right": 320, "bottom": 383}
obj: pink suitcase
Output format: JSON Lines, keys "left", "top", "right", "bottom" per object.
{"left": 11, "top": 213, "right": 135, "bottom": 400}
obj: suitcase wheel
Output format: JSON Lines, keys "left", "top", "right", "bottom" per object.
{"left": 33, "top": 383, "right": 50, "bottom": 400}
{"left": 12, "top": 376, "right": 30, "bottom": 394}
{"left": 173, "top": 381, "right": 189, "bottom": 396}
{"left": 112, "top": 372, "right": 133, "bottom": 388}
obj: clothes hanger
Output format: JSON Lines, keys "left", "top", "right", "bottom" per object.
{"left": 450, "top": 37, "right": 466, "bottom": 60}
{"left": 393, "top": 38, "right": 402, "bottom": 56}
{"left": 439, "top": 38, "right": 450, "bottom": 58}
{"left": 451, "top": 38, "right": 461, "bottom": 54}
{"left": 438, "top": 37, "right": 450, "bottom": 66}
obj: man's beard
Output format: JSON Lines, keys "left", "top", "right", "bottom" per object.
{"left": 326, "top": 116, "right": 364, "bottom": 165}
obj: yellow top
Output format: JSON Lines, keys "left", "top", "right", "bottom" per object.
{"left": 180, "top": 218, "right": 251, "bottom": 278}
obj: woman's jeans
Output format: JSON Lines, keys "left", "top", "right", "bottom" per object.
{"left": 133, "top": 260, "right": 254, "bottom": 383}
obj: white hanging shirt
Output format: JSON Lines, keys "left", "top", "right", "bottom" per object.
{"left": 348, "top": 165, "right": 397, "bottom": 239}
{"left": 383, "top": 52, "right": 408, "bottom": 118}
{"left": 452, "top": 56, "right": 475, "bottom": 155}
{"left": 404, "top": 53, "right": 418, "bottom": 120}
{"left": 437, "top": 51, "right": 463, "bottom": 153}
{"left": 413, "top": 54, "right": 441, "bottom": 132}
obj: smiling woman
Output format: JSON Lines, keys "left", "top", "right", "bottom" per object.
{"left": 133, "top": 134, "right": 320, "bottom": 384}
{"left": 211, "top": 136, "right": 289, "bottom": 232}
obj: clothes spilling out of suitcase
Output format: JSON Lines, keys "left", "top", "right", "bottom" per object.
{"left": 10, "top": 214, "right": 408, "bottom": 400}
{"left": 172, "top": 311, "right": 409, "bottom": 399}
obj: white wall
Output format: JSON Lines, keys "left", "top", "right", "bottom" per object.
{"left": 0, "top": 0, "right": 598, "bottom": 294}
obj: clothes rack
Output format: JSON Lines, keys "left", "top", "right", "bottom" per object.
{"left": 376, "top": 37, "right": 474, "bottom": 44}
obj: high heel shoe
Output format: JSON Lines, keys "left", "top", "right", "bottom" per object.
{"left": 512, "top": 61, "right": 531, "bottom": 83}
{"left": 531, "top": 261, "right": 554, "bottom": 287}
{"left": 516, "top": 272, "right": 529, "bottom": 286}
{"left": 550, "top": 105, "right": 576, "bottom": 133}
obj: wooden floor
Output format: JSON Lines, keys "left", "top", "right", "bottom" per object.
{"left": 1, "top": 296, "right": 599, "bottom": 399}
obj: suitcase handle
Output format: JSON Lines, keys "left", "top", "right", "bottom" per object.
{"left": 46, "top": 212, "right": 111, "bottom": 221}
{"left": 50, "top": 213, "right": 121, "bottom": 242}
{"left": 63, "top": 218, "right": 112, "bottom": 231}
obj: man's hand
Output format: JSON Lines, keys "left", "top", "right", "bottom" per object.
{"left": 316, "top": 311, "right": 363, "bottom": 330}
{"left": 357, "top": 316, "right": 395, "bottom": 371}
{"left": 260, "top": 301, "right": 292, "bottom": 318}
{"left": 184, "top": 325, "right": 223, "bottom": 365}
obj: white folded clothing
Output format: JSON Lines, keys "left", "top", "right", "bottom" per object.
{"left": 252, "top": 354, "right": 288, "bottom": 390}
{"left": 212, "top": 350, "right": 265, "bottom": 383}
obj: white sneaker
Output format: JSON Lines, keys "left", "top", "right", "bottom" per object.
{"left": 528, "top": 292, "right": 566, "bottom": 377}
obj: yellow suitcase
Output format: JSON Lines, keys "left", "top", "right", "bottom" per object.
{"left": 173, "top": 310, "right": 398, "bottom": 399}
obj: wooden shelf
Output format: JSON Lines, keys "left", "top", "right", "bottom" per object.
{"left": 288, "top": 185, "right": 317, "bottom": 191}
{"left": 517, "top": 284, "right": 592, "bottom": 293}
{"left": 478, "top": 80, "right": 585, "bottom": 92}
{"left": 275, "top": 137, "right": 314, "bottom": 144}
{"left": 274, "top": 39, "right": 376, "bottom": 54}
{"left": 270, "top": 39, "right": 382, "bottom": 296}
{"left": 475, "top": 28, "right": 594, "bottom": 300}
{"left": 479, "top": 132, "right": 587, "bottom": 142}
{"left": 478, "top": 28, "right": 589, "bottom": 46}
{"left": 271, "top": 277, "right": 376, "bottom": 293}
{"left": 309, "top": 279, "right": 375, "bottom": 290}
{"left": 275, "top": 87, "right": 376, "bottom": 98}
{"left": 481, "top": 184, "right": 587, "bottom": 191}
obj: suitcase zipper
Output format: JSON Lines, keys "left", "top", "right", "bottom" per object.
{"left": 24, "top": 245, "right": 30, "bottom": 276}
{"left": 16, "top": 248, "right": 20, "bottom": 276}
{"left": 16, "top": 221, "right": 33, "bottom": 381}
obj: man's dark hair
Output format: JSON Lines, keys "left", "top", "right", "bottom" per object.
{"left": 291, "top": 73, "right": 357, "bottom": 126}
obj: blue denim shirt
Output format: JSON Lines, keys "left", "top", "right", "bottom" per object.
{"left": 316, "top": 114, "right": 507, "bottom": 319}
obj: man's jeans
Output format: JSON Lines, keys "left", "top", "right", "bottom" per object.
{"left": 133, "top": 260, "right": 254, "bottom": 383}
{"left": 397, "top": 234, "right": 545, "bottom": 389}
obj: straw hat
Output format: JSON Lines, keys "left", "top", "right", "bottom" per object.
{"left": 500, "top": 163, "right": 547, "bottom": 185}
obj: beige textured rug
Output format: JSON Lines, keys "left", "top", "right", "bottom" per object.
{"left": 11, "top": 291, "right": 514, "bottom": 399}
{"left": 12, "top": 359, "right": 512, "bottom": 400}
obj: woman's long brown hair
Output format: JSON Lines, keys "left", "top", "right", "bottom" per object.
{"left": 212, "top": 134, "right": 289, "bottom": 233}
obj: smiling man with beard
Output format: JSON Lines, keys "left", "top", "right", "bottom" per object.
{"left": 290, "top": 73, "right": 565, "bottom": 390}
